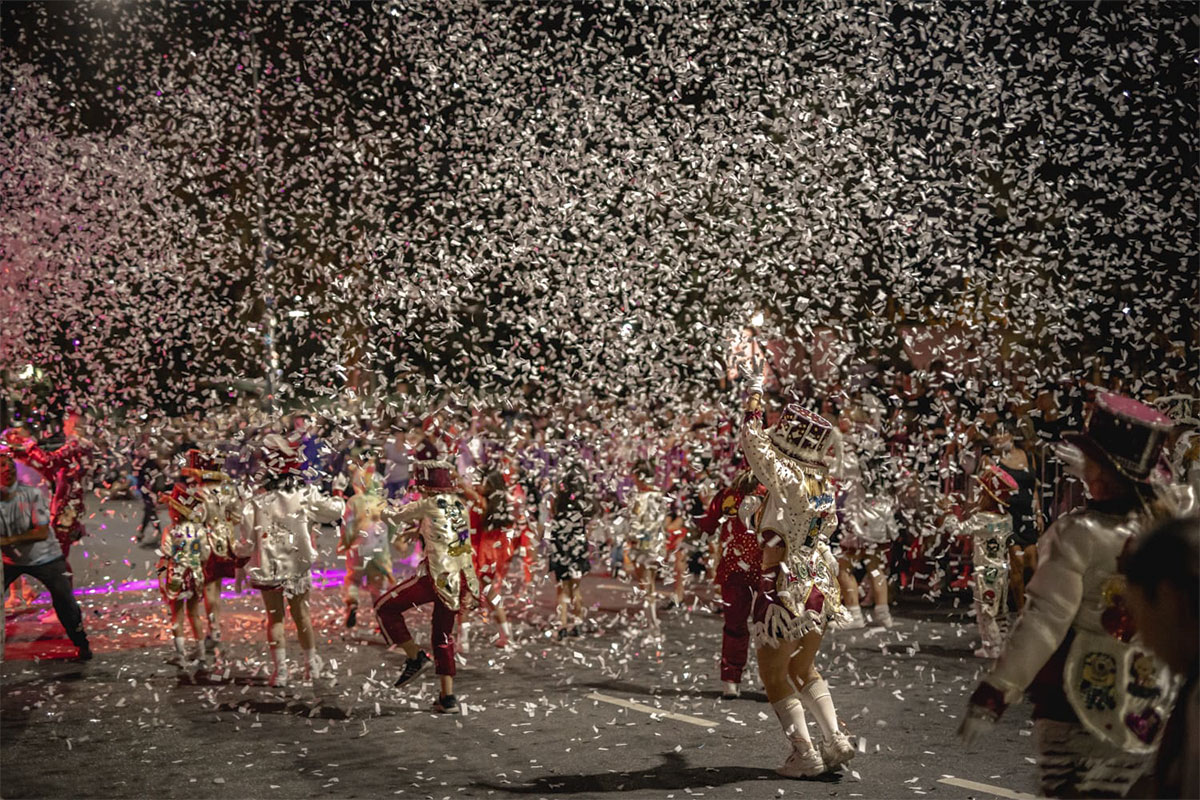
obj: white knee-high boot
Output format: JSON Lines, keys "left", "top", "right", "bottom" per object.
{"left": 771, "top": 694, "right": 824, "bottom": 778}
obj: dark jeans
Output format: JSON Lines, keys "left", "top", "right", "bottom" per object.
{"left": 3, "top": 557, "right": 89, "bottom": 648}
{"left": 138, "top": 493, "right": 161, "bottom": 537}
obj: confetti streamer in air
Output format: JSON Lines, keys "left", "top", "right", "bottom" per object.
{"left": 0, "top": 1, "right": 1195, "bottom": 424}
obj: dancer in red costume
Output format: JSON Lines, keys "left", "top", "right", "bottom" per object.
{"left": 179, "top": 449, "right": 245, "bottom": 659}
{"left": 697, "top": 465, "right": 765, "bottom": 699}
{"left": 375, "top": 459, "right": 481, "bottom": 714}
{"left": 462, "top": 457, "right": 516, "bottom": 651}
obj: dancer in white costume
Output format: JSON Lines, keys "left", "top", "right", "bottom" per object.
{"left": 741, "top": 363, "right": 856, "bottom": 778}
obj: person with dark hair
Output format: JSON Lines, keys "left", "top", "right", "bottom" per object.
{"left": 1122, "top": 514, "right": 1199, "bottom": 800}
{"left": 994, "top": 428, "right": 1042, "bottom": 612}
{"left": 134, "top": 444, "right": 165, "bottom": 546}
{"left": 696, "top": 466, "right": 765, "bottom": 699}
{"left": 548, "top": 462, "right": 594, "bottom": 639}
{"left": 961, "top": 394, "right": 1181, "bottom": 798}
{"left": 461, "top": 457, "right": 516, "bottom": 649}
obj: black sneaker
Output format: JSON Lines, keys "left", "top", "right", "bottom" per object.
{"left": 568, "top": 625, "right": 581, "bottom": 638}
{"left": 556, "top": 628, "right": 569, "bottom": 641}
{"left": 346, "top": 606, "right": 358, "bottom": 629}
{"left": 432, "top": 694, "right": 459, "bottom": 714}
{"left": 394, "top": 650, "right": 431, "bottom": 688}
{"left": 75, "top": 643, "right": 94, "bottom": 662}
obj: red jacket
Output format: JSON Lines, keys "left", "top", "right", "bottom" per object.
{"left": 697, "top": 483, "right": 765, "bottom": 585}
{"left": 23, "top": 439, "right": 92, "bottom": 537}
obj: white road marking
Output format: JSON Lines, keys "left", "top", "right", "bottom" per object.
{"left": 585, "top": 692, "right": 718, "bottom": 728}
{"left": 937, "top": 776, "right": 1037, "bottom": 800}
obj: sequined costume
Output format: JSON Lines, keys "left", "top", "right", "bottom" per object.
{"left": 157, "top": 519, "right": 209, "bottom": 602}
{"left": 374, "top": 491, "right": 481, "bottom": 676}
{"left": 957, "top": 511, "right": 1012, "bottom": 656}
{"left": 696, "top": 477, "right": 766, "bottom": 684}
{"left": 196, "top": 480, "right": 244, "bottom": 582}
{"left": 625, "top": 489, "right": 668, "bottom": 567}
{"left": 982, "top": 505, "right": 1177, "bottom": 796}
{"left": 741, "top": 408, "right": 844, "bottom": 647}
{"left": 341, "top": 486, "right": 394, "bottom": 609}
{"left": 236, "top": 486, "right": 345, "bottom": 598}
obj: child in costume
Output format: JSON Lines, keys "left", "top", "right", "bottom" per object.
{"left": 741, "top": 361, "right": 856, "bottom": 779}
{"left": 548, "top": 461, "right": 594, "bottom": 639}
{"left": 235, "top": 434, "right": 345, "bottom": 687}
{"left": 961, "top": 394, "right": 1185, "bottom": 797}
{"left": 462, "top": 458, "right": 516, "bottom": 650}
{"left": 375, "top": 459, "right": 480, "bottom": 714}
{"left": 624, "top": 461, "right": 669, "bottom": 636}
{"left": 178, "top": 449, "right": 244, "bottom": 659}
{"left": 696, "top": 466, "right": 765, "bottom": 699}
{"left": 159, "top": 482, "right": 211, "bottom": 667}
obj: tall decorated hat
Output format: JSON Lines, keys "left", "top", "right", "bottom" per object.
{"left": 977, "top": 463, "right": 1019, "bottom": 507}
{"left": 165, "top": 481, "right": 203, "bottom": 523}
{"left": 1065, "top": 393, "right": 1174, "bottom": 483}
{"left": 413, "top": 459, "right": 457, "bottom": 492}
{"left": 767, "top": 404, "right": 835, "bottom": 474}
{"left": 181, "top": 448, "right": 229, "bottom": 484}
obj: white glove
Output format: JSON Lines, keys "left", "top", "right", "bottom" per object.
{"left": 744, "top": 345, "right": 766, "bottom": 393}
{"left": 1054, "top": 442, "right": 1086, "bottom": 480}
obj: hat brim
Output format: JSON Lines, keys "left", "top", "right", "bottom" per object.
{"left": 1062, "top": 431, "right": 1157, "bottom": 484}
{"left": 974, "top": 475, "right": 1011, "bottom": 508}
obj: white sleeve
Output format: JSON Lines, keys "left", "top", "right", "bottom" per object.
{"left": 233, "top": 499, "right": 257, "bottom": 558}
{"left": 986, "top": 516, "right": 1089, "bottom": 700}
{"left": 303, "top": 487, "right": 345, "bottom": 525}
{"left": 387, "top": 496, "right": 440, "bottom": 525}
{"left": 740, "top": 413, "right": 802, "bottom": 500}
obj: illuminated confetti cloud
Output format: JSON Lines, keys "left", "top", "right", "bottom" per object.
{"left": 0, "top": 1, "right": 1195, "bottom": 423}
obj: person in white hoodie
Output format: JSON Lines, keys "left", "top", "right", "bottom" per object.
{"left": 235, "top": 434, "right": 344, "bottom": 687}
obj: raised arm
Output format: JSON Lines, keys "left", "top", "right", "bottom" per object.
{"left": 740, "top": 408, "right": 801, "bottom": 500}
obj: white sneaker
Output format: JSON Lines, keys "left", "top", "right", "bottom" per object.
{"left": 721, "top": 681, "right": 740, "bottom": 699}
{"left": 831, "top": 615, "right": 866, "bottom": 631}
{"left": 973, "top": 645, "right": 1000, "bottom": 659}
{"left": 872, "top": 608, "right": 895, "bottom": 628}
{"left": 777, "top": 742, "right": 826, "bottom": 778}
{"left": 820, "top": 732, "right": 856, "bottom": 770}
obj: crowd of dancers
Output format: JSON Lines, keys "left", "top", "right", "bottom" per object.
{"left": 1, "top": 369, "right": 1198, "bottom": 796}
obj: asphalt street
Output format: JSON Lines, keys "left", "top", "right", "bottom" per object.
{"left": 2, "top": 499, "right": 1042, "bottom": 800}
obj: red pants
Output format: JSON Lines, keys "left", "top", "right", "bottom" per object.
{"left": 374, "top": 571, "right": 458, "bottom": 676}
{"left": 718, "top": 574, "right": 755, "bottom": 683}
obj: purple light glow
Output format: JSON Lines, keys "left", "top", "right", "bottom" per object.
{"left": 29, "top": 567, "right": 352, "bottom": 605}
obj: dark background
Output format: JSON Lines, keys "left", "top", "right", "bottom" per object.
{"left": 2, "top": 0, "right": 1196, "bottom": 419}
